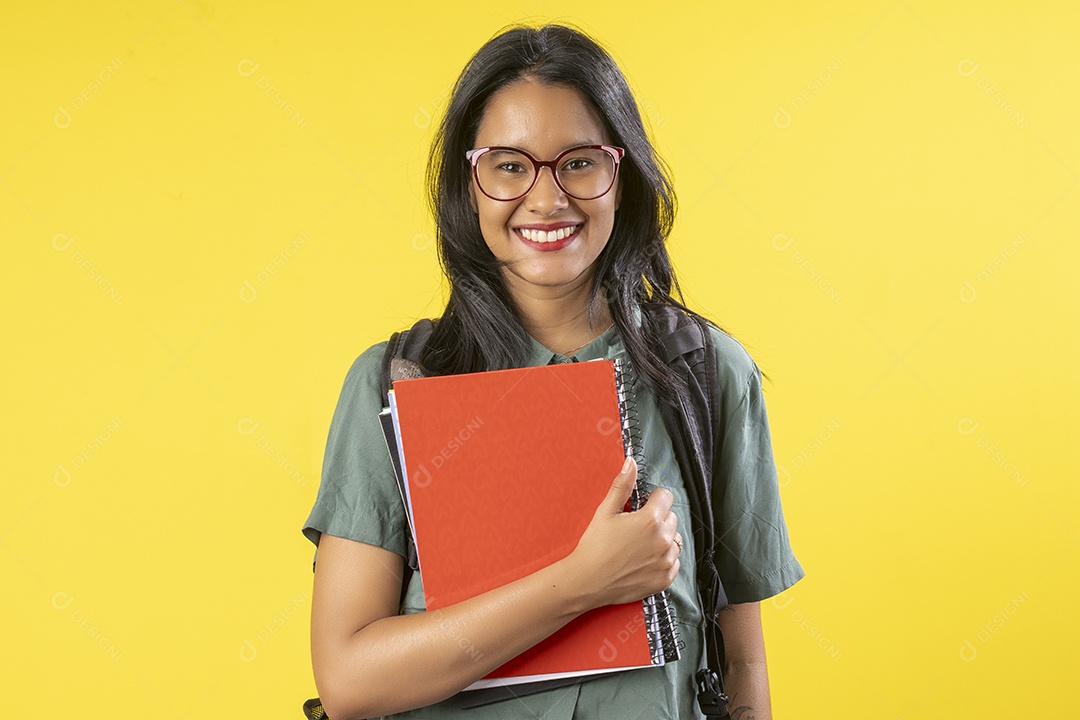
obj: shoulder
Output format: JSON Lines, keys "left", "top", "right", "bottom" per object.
{"left": 330, "top": 340, "right": 392, "bottom": 411}
{"left": 699, "top": 320, "right": 771, "bottom": 427}
{"left": 338, "top": 316, "right": 441, "bottom": 394}
{"left": 640, "top": 302, "right": 762, "bottom": 406}
{"left": 703, "top": 321, "right": 762, "bottom": 403}
{"left": 342, "top": 341, "right": 390, "bottom": 382}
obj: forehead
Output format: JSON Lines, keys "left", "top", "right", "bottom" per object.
{"left": 474, "top": 79, "right": 611, "bottom": 153}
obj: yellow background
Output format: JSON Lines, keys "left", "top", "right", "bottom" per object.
{"left": 3, "top": 0, "right": 1076, "bottom": 716}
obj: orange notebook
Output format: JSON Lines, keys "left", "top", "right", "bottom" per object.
{"left": 389, "top": 359, "right": 680, "bottom": 690}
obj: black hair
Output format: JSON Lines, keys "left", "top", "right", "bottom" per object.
{"left": 421, "top": 22, "right": 746, "bottom": 406}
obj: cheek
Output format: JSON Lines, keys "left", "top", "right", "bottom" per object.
{"left": 477, "top": 201, "right": 518, "bottom": 243}
{"left": 587, "top": 201, "right": 618, "bottom": 232}
{"left": 477, "top": 202, "right": 516, "bottom": 237}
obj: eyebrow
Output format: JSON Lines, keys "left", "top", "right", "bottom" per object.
{"left": 484, "top": 141, "right": 602, "bottom": 156}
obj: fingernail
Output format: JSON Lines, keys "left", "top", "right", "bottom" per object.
{"left": 621, "top": 457, "right": 632, "bottom": 474}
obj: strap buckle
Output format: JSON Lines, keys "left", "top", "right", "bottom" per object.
{"left": 696, "top": 669, "right": 730, "bottom": 719}
{"left": 302, "top": 698, "right": 326, "bottom": 720}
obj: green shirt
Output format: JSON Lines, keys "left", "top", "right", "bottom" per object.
{"left": 302, "top": 318, "right": 804, "bottom": 719}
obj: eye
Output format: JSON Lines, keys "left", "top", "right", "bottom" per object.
{"left": 495, "top": 161, "right": 529, "bottom": 174}
{"left": 560, "top": 157, "right": 595, "bottom": 172}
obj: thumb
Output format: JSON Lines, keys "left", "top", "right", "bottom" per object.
{"left": 600, "top": 457, "right": 638, "bottom": 515}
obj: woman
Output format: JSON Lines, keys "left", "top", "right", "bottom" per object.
{"left": 303, "top": 22, "right": 803, "bottom": 720}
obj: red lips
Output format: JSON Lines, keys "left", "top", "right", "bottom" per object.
{"left": 514, "top": 224, "right": 582, "bottom": 252}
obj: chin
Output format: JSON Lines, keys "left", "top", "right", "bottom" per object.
{"left": 504, "top": 261, "right": 597, "bottom": 290}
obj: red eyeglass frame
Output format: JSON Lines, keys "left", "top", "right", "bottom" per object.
{"left": 465, "top": 144, "right": 626, "bottom": 201}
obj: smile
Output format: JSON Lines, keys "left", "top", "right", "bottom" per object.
{"left": 513, "top": 223, "right": 582, "bottom": 251}
{"left": 515, "top": 224, "right": 581, "bottom": 243}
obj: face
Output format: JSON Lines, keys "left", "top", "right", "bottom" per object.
{"left": 468, "top": 78, "right": 622, "bottom": 300}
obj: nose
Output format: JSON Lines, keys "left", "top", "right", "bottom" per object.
{"left": 523, "top": 166, "right": 568, "bottom": 214}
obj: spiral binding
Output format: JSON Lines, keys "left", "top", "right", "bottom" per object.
{"left": 613, "top": 358, "right": 683, "bottom": 665}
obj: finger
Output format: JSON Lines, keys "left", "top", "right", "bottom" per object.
{"left": 657, "top": 552, "right": 680, "bottom": 590}
{"left": 664, "top": 510, "right": 679, "bottom": 535}
{"left": 642, "top": 484, "right": 674, "bottom": 515}
{"left": 600, "top": 456, "right": 638, "bottom": 515}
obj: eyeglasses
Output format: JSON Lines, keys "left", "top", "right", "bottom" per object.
{"left": 465, "top": 144, "right": 625, "bottom": 201}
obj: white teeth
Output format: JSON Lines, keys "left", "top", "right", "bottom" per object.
{"left": 519, "top": 224, "right": 579, "bottom": 243}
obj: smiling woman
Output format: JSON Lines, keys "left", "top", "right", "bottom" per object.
{"left": 466, "top": 79, "right": 623, "bottom": 334}
{"left": 302, "top": 21, "right": 803, "bottom": 720}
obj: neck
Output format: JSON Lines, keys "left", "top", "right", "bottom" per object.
{"left": 505, "top": 275, "right": 613, "bottom": 356}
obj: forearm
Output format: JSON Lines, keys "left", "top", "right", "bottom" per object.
{"left": 320, "top": 557, "right": 591, "bottom": 719}
{"left": 724, "top": 660, "right": 772, "bottom": 720}
{"left": 315, "top": 459, "right": 677, "bottom": 719}
{"left": 715, "top": 602, "right": 772, "bottom": 720}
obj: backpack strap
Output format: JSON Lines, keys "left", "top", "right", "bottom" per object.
{"left": 381, "top": 319, "right": 435, "bottom": 406}
{"left": 642, "top": 303, "right": 730, "bottom": 720}
{"left": 381, "top": 319, "right": 436, "bottom": 607}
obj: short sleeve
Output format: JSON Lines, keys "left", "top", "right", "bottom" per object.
{"left": 301, "top": 342, "right": 409, "bottom": 561}
{"left": 709, "top": 328, "right": 805, "bottom": 604}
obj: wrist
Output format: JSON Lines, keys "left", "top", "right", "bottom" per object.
{"left": 545, "top": 553, "right": 597, "bottom": 617}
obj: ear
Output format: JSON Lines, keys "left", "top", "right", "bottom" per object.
{"left": 468, "top": 181, "right": 478, "bottom": 214}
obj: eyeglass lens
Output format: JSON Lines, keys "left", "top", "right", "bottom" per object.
{"left": 474, "top": 147, "right": 616, "bottom": 200}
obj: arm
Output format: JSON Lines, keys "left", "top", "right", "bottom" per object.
{"left": 718, "top": 602, "right": 772, "bottom": 720}
{"left": 707, "top": 330, "right": 804, "bottom": 719}
{"left": 311, "top": 458, "right": 682, "bottom": 720}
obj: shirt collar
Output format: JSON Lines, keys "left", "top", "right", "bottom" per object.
{"left": 523, "top": 304, "right": 643, "bottom": 367}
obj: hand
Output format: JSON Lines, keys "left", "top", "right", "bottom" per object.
{"left": 563, "top": 457, "right": 681, "bottom": 610}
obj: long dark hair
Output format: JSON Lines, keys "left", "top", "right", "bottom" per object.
{"left": 420, "top": 22, "right": 740, "bottom": 406}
